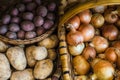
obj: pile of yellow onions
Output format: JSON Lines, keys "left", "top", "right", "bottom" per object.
{"left": 65, "top": 5, "right": 120, "bottom": 80}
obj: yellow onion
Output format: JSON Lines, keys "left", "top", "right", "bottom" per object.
{"left": 72, "top": 55, "right": 90, "bottom": 75}
{"left": 93, "top": 60, "right": 115, "bottom": 80}
{"left": 68, "top": 43, "right": 85, "bottom": 56}
{"left": 90, "top": 36, "right": 109, "bottom": 53}
{"left": 92, "top": 6, "right": 107, "bottom": 13}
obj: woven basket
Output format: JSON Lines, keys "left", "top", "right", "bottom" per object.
{"left": 0, "top": 0, "right": 58, "bottom": 45}
{"left": 58, "top": 0, "right": 120, "bottom": 80}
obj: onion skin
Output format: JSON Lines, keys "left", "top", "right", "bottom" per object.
{"left": 92, "top": 6, "right": 107, "bottom": 13}
{"left": 72, "top": 55, "right": 90, "bottom": 75}
{"left": 66, "top": 15, "right": 80, "bottom": 30}
{"left": 78, "top": 10, "right": 92, "bottom": 24}
{"left": 82, "top": 46, "right": 96, "bottom": 60}
{"left": 91, "top": 13, "right": 105, "bottom": 28}
{"left": 67, "top": 27, "right": 84, "bottom": 46}
{"left": 93, "top": 60, "right": 115, "bottom": 80}
{"left": 90, "top": 36, "right": 109, "bottom": 53}
{"left": 78, "top": 24, "right": 95, "bottom": 42}
{"left": 112, "top": 41, "right": 120, "bottom": 50}
{"left": 105, "top": 47, "right": 117, "bottom": 63}
{"left": 102, "top": 24, "right": 118, "bottom": 41}
{"left": 68, "top": 43, "right": 85, "bottom": 56}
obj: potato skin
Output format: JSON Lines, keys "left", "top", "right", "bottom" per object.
{"left": 34, "top": 59, "right": 53, "bottom": 79}
{"left": 0, "top": 40, "right": 8, "bottom": 52}
{"left": 10, "top": 69, "right": 34, "bottom": 80}
{"left": 0, "top": 53, "right": 11, "bottom": 80}
{"left": 26, "top": 46, "right": 36, "bottom": 67}
{"left": 6, "top": 46, "right": 27, "bottom": 70}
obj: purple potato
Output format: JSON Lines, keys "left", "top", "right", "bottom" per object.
{"left": 17, "top": 30, "right": 25, "bottom": 39}
{"left": 25, "top": 31, "right": 36, "bottom": 39}
{"left": 23, "top": 12, "right": 34, "bottom": 21}
{"left": 21, "top": 21, "right": 35, "bottom": 31}
{"left": 6, "top": 32, "right": 17, "bottom": 39}
{"left": 0, "top": 25, "right": 8, "bottom": 35}
{"left": 34, "top": 16, "right": 44, "bottom": 27}
{"left": 10, "top": 8, "right": 19, "bottom": 16}
{"left": 17, "top": 4, "right": 26, "bottom": 12}
{"left": 47, "top": 2, "right": 56, "bottom": 11}
{"left": 43, "top": 19, "right": 54, "bottom": 30}
{"left": 36, "top": 6, "right": 47, "bottom": 17}
{"left": 36, "top": 27, "right": 45, "bottom": 36}
{"left": 35, "top": 0, "right": 41, "bottom": 5}
{"left": 23, "top": 0, "right": 32, "bottom": 3}
{"left": 11, "top": 17, "right": 20, "bottom": 23}
{"left": 46, "top": 12, "right": 55, "bottom": 20}
{"left": 9, "top": 23, "right": 20, "bottom": 32}
{"left": 2, "top": 14, "right": 11, "bottom": 24}
{"left": 26, "top": 2, "right": 37, "bottom": 11}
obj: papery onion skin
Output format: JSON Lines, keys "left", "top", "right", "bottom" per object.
{"left": 82, "top": 46, "right": 96, "bottom": 60}
{"left": 66, "top": 15, "right": 80, "bottom": 30}
{"left": 92, "top": 6, "right": 107, "bottom": 13}
{"left": 112, "top": 41, "right": 120, "bottom": 49}
{"left": 102, "top": 24, "right": 118, "bottom": 41}
{"left": 90, "top": 36, "right": 109, "bottom": 53}
{"left": 68, "top": 43, "right": 85, "bottom": 56}
{"left": 78, "top": 10, "right": 92, "bottom": 24}
{"left": 91, "top": 13, "right": 105, "bottom": 28}
{"left": 72, "top": 55, "right": 90, "bottom": 75}
{"left": 93, "top": 60, "right": 115, "bottom": 80}
{"left": 105, "top": 47, "right": 117, "bottom": 63}
{"left": 78, "top": 24, "right": 95, "bottom": 42}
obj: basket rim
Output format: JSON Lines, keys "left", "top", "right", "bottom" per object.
{"left": 59, "top": 0, "right": 120, "bottom": 27}
{"left": 0, "top": 24, "right": 57, "bottom": 45}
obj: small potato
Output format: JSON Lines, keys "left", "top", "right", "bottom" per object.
{"left": 0, "top": 25, "right": 8, "bottom": 35}
{"left": 9, "top": 23, "right": 20, "bottom": 32}
{"left": 0, "top": 53, "right": 11, "bottom": 80}
{"left": 2, "top": 14, "right": 11, "bottom": 24}
{"left": 26, "top": 46, "right": 36, "bottom": 67}
{"left": 17, "top": 30, "right": 25, "bottom": 39}
{"left": 17, "top": 4, "right": 26, "bottom": 12}
{"left": 48, "top": 49, "right": 56, "bottom": 60}
{"left": 43, "top": 19, "right": 54, "bottom": 30}
{"left": 10, "top": 8, "right": 19, "bottom": 16}
{"left": 36, "top": 27, "right": 45, "bottom": 36}
{"left": 34, "top": 16, "right": 44, "bottom": 27}
{"left": 36, "top": 6, "right": 48, "bottom": 17}
{"left": 6, "top": 46, "right": 27, "bottom": 70}
{"left": 11, "top": 17, "right": 20, "bottom": 24}
{"left": 38, "top": 35, "right": 59, "bottom": 48}
{"left": 0, "top": 40, "right": 8, "bottom": 52}
{"left": 32, "top": 46, "right": 48, "bottom": 60}
{"left": 34, "top": 59, "right": 53, "bottom": 79}
{"left": 26, "top": 2, "right": 37, "bottom": 11}
{"left": 10, "top": 69, "right": 34, "bottom": 80}
{"left": 6, "top": 32, "right": 17, "bottom": 39}
{"left": 23, "top": 12, "right": 34, "bottom": 21}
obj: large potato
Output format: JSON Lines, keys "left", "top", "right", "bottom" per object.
{"left": 26, "top": 46, "right": 36, "bottom": 67}
{"left": 32, "top": 46, "right": 48, "bottom": 60}
{"left": 10, "top": 69, "right": 34, "bottom": 80}
{"left": 0, "top": 53, "right": 11, "bottom": 80}
{"left": 0, "top": 40, "right": 8, "bottom": 52}
{"left": 38, "top": 35, "right": 59, "bottom": 48}
{"left": 6, "top": 46, "right": 27, "bottom": 70}
{"left": 34, "top": 59, "right": 53, "bottom": 79}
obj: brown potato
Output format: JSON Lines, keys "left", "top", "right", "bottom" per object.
{"left": 0, "top": 40, "right": 8, "bottom": 52}
{"left": 48, "top": 49, "right": 56, "bottom": 60}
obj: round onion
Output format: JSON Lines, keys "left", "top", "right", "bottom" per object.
{"left": 91, "top": 13, "right": 105, "bottom": 28}
{"left": 89, "top": 36, "right": 109, "bottom": 53}
{"left": 93, "top": 60, "right": 115, "bottom": 80}
{"left": 102, "top": 24, "right": 118, "bottom": 41}
{"left": 82, "top": 46, "right": 96, "bottom": 60}
{"left": 78, "top": 24, "right": 95, "bottom": 42}
{"left": 92, "top": 6, "right": 107, "bottom": 13}
{"left": 98, "top": 53, "right": 106, "bottom": 59}
{"left": 105, "top": 47, "right": 117, "bottom": 63}
{"left": 112, "top": 41, "right": 120, "bottom": 49}
{"left": 67, "top": 26, "right": 84, "bottom": 46}
{"left": 66, "top": 15, "right": 80, "bottom": 30}
{"left": 68, "top": 43, "right": 85, "bottom": 56}
{"left": 72, "top": 55, "right": 90, "bottom": 75}
{"left": 77, "top": 10, "right": 92, "bottom": 24}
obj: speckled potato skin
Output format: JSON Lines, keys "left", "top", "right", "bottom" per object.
{"left": 6, "top": 46, "right": 27, "bottom": 70}
{"left": 0, "top": 40, "right": 8, "bottom": 52}
{"left": 34, "top": 59, "right": 53, "bottom": 79}
{"left": 0, "top": 53, "right": 11, "bottom": 80}
{"left": 10, "top": 69, "right": 34, "bottom": 80}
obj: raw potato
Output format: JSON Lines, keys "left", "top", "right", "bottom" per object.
{"left": 38, "top": 35, "right": 59, "bottom": 48}
{"left": 32, "top": 46, "right": 48, "bottom": 60}
{"left": 6, "top": 46, "right": 27, "bottom": 70}
{"left": 26, "top": 46, "right": 36, "bottom": 67}
{"left": 10, "top": 69, "right": 34, "bottom": 80}
{"left": 0, "top": 40, "right": 8, "bottom": 52}
{"left": 34, "top": 59, "right": 53, "bottom": 79}
{"left": 48, "top": 49, "right": 57, "bottom": 60}
{"left": 0, "top": 53, "right": 11, "bottom": 80}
